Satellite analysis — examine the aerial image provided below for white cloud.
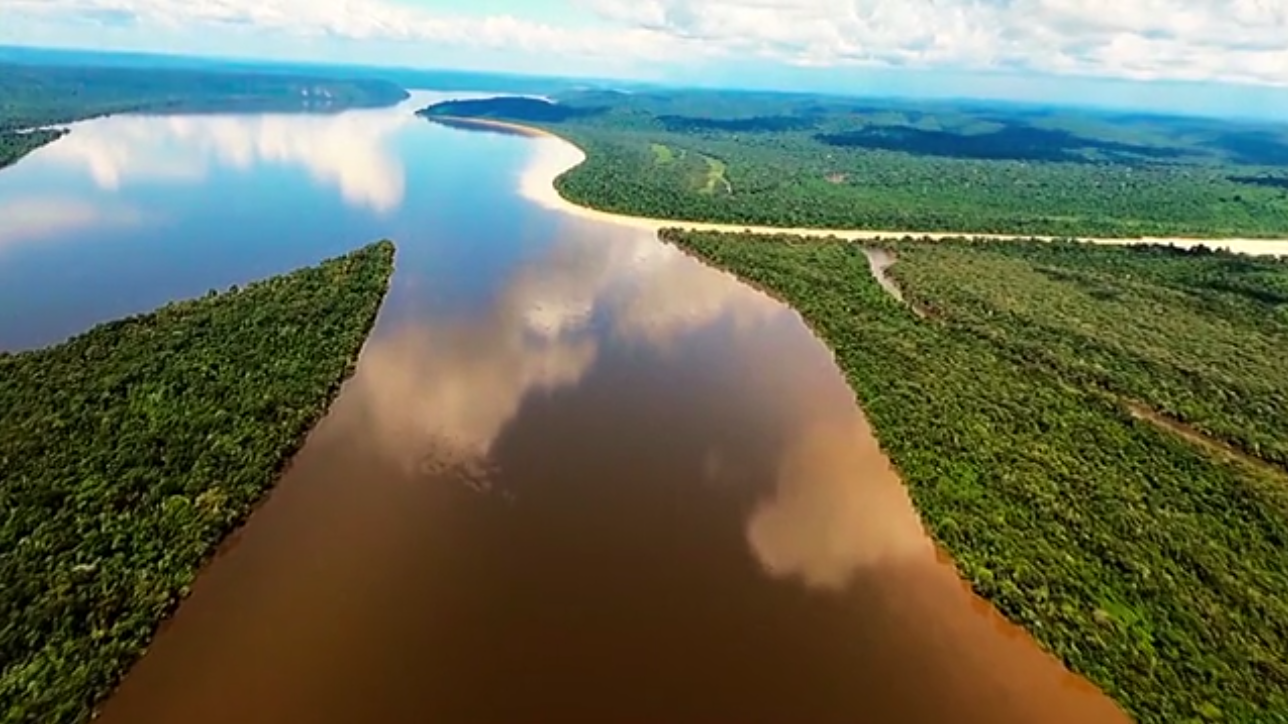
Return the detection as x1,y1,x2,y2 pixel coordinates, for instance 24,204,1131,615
4,0,1287,86
2,0,698,65
590,0,1288,86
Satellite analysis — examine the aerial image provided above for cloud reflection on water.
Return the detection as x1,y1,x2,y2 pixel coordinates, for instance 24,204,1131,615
0,195,146,253
347,151,934,592
746,414,935,590
36,105,416,213
347,216,786,486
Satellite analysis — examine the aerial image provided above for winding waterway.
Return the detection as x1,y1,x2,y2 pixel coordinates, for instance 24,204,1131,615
1,92,1129,722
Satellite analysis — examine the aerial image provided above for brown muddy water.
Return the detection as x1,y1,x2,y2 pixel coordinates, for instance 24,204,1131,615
97,226,1127,723
1,96,1129,723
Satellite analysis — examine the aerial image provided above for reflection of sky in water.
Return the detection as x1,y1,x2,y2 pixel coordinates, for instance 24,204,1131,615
10,91,1125,724
350,211,935,593
355,217,787,466
36,108,411,212
0,195,148,250
3,91,503,219
0,92,556,350
1,91,967,593
748,415,934,588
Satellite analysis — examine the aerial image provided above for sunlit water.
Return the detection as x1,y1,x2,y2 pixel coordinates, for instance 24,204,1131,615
0,93,1128,723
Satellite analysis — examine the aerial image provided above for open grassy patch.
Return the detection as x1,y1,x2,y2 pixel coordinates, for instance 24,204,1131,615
0,241,395,724
701,156,731,195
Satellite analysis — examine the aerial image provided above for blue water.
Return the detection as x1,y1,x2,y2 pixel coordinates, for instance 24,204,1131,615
0,92,559,349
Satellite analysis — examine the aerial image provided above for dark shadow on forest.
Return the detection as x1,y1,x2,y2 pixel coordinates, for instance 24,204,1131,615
1202,131,1288,167
1229,174,1288,190
656,115,819,133
1183,258,1288,306
419,97,608,124
1032,266,1127,303
814,125,1191,164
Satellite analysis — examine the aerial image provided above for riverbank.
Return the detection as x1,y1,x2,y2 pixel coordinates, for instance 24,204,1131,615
0,241,396,724
663,229,1288,724
0,127,67,172
440,116,1288,257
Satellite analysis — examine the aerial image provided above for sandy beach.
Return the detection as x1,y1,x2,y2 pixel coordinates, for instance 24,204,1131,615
433,116,1288,257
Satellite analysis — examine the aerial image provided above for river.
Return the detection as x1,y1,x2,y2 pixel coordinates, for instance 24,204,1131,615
0,92,1129,723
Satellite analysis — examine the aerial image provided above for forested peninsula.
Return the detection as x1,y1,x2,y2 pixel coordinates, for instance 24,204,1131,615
662,229,1288,724
0,128,66,170
0,241,395,724
0,63,408,171
421,93,1288,239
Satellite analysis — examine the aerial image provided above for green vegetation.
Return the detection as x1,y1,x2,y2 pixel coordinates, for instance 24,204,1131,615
650,142,675,164
662,229,1288,724
883,239,1288,467
422,92,1288,239
643,139,730,194
0,241,395,724
701,156,730,195
0,129,65,171
0,62,407,171
0,62,408,131
0,45,616,98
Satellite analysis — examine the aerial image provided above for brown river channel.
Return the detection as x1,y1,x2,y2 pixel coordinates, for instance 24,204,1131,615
1,94,1131,723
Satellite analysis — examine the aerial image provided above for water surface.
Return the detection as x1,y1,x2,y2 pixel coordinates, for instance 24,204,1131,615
0,94,1129,723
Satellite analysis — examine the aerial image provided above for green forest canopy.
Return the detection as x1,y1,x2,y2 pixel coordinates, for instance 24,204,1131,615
0,44,617,98
0,62,408,171
0,129,65,171
661,229,1288,724
881,238,1288,467
0,62,408,130
422,93,1288,239
0,241,395,724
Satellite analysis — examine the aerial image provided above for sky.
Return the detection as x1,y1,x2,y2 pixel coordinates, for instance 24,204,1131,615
4,0,1288,117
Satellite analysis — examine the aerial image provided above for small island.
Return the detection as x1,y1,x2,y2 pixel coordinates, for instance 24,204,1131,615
0,240,395,724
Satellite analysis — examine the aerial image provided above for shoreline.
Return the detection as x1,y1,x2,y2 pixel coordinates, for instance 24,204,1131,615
439,115,1288,257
